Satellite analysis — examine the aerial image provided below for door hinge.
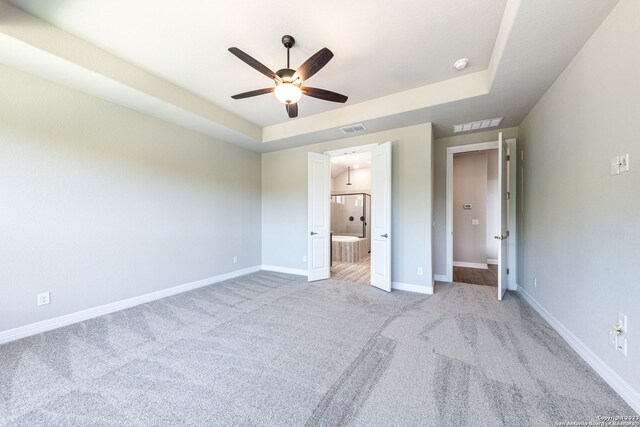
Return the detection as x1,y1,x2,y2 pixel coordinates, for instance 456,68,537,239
506,155,510,161
507,230,510,237
506,192,510,200
507,268,510,274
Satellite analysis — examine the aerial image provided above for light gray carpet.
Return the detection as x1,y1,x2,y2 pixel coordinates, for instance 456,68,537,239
0,272,634,426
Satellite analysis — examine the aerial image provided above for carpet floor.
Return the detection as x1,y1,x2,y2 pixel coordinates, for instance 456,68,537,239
0,272,634,426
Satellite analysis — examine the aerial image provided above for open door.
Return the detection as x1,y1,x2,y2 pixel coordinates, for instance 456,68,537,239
307,152,331,282
371,142,392,292
496,133,509,300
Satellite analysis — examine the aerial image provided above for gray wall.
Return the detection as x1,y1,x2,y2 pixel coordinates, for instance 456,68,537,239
453,152,488,264
262,123,433,289
432,127,519,276
0,64,262,332
518,0,639,395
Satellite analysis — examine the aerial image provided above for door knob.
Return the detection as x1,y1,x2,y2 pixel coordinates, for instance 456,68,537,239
380,233,388,238
494,235,507,240
310,232,318,235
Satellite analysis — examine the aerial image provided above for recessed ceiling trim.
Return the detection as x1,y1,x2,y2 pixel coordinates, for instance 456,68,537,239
263,70,489,143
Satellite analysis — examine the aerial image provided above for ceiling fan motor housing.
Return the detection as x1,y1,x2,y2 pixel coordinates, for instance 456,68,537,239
276,68,297,85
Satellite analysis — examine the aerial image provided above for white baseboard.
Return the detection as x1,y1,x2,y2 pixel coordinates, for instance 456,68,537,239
519,287,640,415
0,265,262,345
434,274,449,283
261,265,307,276
509,282,519,291
453,261,488,269
392,281,434,295
487,258,498,265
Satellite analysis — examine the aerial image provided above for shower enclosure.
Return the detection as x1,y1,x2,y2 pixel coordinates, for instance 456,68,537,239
330,193,371,263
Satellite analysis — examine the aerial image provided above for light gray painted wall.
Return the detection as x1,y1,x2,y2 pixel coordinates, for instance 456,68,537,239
0,64,262,332
486,149,499,260
262,123,433,288
432,127,519,275
453,153,488,264
518,0,639,396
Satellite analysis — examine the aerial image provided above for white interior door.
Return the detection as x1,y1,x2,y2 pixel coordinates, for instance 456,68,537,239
371,142,392,292
307,152,331,282
496,133,509,300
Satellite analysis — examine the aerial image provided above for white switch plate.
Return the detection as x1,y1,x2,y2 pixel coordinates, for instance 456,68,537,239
472,219,479,225
303,255,307,263
233,256,238,264
417,267,424,276
37,292,50,306
610,156,620,175
620,153,630,173
619,312,628,333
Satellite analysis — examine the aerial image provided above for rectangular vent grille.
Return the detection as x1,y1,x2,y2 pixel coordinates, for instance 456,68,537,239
340,123,366,134
453,117,503,133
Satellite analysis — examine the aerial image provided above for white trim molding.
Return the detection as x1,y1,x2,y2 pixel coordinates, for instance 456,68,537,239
519,287,640,415
392,281,434,295
261,265,307,276
487,258,498,265
0,265,262,345
434,274,449,283
453,261,489,269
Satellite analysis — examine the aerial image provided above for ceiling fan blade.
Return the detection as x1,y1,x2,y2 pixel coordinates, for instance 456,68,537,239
293,47,334,82
286,102,298,118
301,86,348,103
228,47,281,82
231,87,274,99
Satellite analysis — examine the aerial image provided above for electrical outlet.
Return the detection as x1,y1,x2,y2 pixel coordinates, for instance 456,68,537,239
616,335,628,356
533,277,537,288
233,256,238,264
417,267,424,276
37,292,50,306
302,255,307,263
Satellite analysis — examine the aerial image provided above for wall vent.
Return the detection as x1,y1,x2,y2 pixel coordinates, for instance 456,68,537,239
453,117,503,133
340,123,366,134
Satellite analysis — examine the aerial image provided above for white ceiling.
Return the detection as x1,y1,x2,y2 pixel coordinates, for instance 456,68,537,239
0,0,620,152
331,152,372,178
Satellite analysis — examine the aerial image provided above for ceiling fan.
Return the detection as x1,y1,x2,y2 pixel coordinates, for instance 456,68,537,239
228,35,348,119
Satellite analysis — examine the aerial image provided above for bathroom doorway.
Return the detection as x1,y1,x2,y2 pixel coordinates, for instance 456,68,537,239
451,148,499,287
330,152,372,284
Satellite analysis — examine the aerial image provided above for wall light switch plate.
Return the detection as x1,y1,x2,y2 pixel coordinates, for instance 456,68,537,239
610,156,620,176
472,219,479,225
620,153,630,173
417,267,424,276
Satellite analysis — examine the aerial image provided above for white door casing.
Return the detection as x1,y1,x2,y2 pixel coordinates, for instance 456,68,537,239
496,132,509,300
370,141,392,292
307,152,331,282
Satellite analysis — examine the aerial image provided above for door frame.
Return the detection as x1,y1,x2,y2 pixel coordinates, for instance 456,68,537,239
320,142,389,288
445,139,517,288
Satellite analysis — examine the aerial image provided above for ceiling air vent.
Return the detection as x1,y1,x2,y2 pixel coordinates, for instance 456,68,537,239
340,123,366,134
453,117,503,133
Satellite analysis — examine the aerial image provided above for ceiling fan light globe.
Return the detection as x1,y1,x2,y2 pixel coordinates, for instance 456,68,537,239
275,83,302,104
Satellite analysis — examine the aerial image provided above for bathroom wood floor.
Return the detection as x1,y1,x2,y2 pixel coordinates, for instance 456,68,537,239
331,255,370,284
453,264,498,287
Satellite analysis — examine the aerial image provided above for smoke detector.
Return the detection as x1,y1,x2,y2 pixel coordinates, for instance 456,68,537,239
454,58,469,70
